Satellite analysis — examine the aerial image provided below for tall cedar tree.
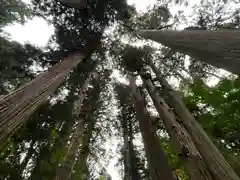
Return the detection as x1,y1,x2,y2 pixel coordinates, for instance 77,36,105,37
72,71,110,179
138,30,240,74
146,53,240,179
55,73,94,180
129,76,176,180
122,47,216,179
0,0,132,147
115,84,141,180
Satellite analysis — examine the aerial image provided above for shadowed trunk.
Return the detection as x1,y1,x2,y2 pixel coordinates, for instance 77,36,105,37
55,74,93,180
121,105,141,180
149,59,240,180
129,76,176,180
138,30,240,74
139,68,215,180
0,52,84,148
72,111,95,180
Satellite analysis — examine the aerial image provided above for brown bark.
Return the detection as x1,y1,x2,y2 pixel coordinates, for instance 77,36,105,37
138,30,240,74
55,74,93,180
55,117,85,180
139,69,214,180
122,108,140,180
72,110,95,179
129,76,176,180
0,52,84,148
149,60,240,180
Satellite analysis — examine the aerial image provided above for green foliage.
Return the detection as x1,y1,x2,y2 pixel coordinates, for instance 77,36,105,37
121,46,146,72
160,137,188,180
0,0,32,29
184,78,240,175
0,36,42,94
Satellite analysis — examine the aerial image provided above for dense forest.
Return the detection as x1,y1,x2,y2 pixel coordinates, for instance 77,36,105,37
0,0,240,179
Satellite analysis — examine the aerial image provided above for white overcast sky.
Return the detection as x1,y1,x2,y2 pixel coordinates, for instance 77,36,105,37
4,0,157,48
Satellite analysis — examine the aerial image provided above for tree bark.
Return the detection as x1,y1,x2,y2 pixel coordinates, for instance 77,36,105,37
128,119,141,180
0,52,84,148
139,69,215,180
55,75,92,180
55,117,85,180
121,106,140,180
129,76,176,180
138,30,240,74
72,111,95,180
149,60,240,180
123,117,132,180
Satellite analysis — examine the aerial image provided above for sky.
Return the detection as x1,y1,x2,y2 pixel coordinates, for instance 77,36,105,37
4,0,157,47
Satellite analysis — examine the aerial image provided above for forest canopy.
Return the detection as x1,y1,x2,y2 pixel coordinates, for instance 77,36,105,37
1,0,240,179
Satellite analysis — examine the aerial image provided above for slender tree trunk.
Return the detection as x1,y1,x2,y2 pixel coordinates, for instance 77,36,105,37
128,120,141,180
149,60,240,180
55,75,93,180
0,52,84,148
121,109,140,180
72,112,95,180
55,116,85,180
129,76,176,180
138,30,240,74
139,68,214,180
123,117,132,180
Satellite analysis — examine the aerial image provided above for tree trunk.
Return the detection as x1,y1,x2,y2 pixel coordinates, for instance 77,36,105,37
128,120,141,180
72,112,95,180
55,117,85,180
129,76,176,180
121,107,140,180
0,52,84,148
149,60,240,180
139,69,214,180
55,74,93,180
123,117,132,180
138,30,240,74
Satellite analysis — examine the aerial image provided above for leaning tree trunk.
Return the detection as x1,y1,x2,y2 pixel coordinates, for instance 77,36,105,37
149,60,240,180
129,76,176,180
0,52,85,148
138,30,240,74
72,111,96,180
139,69,214,180
55,74,93,180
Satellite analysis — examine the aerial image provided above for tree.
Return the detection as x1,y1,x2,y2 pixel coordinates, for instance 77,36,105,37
115,84,142,180
72,70,110,179
0,50,86,147
55,73,94,180
129,75,176,180
148,57,240,180
122,46,215,180
0,0,31,30
184,78,240,175
138,30,240,74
